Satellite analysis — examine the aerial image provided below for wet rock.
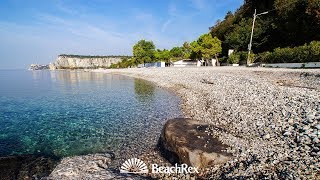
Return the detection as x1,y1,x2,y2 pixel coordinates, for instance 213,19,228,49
158,118,232,169
0,155,58,180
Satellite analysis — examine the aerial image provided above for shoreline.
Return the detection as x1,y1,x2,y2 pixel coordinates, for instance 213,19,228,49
92,66,320,178
0,69,182,179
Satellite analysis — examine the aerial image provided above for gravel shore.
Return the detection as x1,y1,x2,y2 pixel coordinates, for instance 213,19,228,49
93,67,320,179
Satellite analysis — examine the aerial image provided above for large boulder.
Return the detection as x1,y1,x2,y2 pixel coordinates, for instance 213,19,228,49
158,118,232,169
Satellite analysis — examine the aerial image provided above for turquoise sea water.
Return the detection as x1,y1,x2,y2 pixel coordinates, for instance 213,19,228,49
0,70,182,158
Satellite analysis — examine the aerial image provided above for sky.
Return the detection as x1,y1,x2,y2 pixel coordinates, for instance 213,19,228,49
0,0,243,69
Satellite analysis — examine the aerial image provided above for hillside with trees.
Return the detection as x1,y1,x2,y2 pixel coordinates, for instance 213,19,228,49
110,0,320,68
210,0,320,63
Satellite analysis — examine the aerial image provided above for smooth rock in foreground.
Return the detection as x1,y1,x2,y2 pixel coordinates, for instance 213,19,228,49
49,153,141,180
158,118,232,169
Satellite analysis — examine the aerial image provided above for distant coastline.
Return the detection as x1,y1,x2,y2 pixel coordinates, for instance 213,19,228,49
58,54,132,59
29,54,130,70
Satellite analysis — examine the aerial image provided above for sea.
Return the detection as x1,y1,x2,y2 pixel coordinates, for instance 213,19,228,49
0,70,182,159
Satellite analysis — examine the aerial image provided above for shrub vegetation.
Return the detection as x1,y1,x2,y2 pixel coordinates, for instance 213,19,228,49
228,53,240,64
257,41,320,63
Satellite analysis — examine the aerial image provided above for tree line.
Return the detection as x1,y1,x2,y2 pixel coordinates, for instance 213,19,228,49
59,54,132,59
210,0,320,61
110,33,223,68
111,0,320,68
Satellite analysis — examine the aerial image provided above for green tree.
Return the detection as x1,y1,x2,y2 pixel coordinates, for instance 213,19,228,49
190,34,222,61
210,0,320,55
198,33,222,60
155,49,172,62
133,40,156,64
190,40,202,60
306,0,320,23
210,11,236,41
182,42,192,59
170,47,184,60
225,17,268,52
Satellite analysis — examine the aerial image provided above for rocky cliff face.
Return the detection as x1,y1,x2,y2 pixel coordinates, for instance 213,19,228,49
49,55,123,69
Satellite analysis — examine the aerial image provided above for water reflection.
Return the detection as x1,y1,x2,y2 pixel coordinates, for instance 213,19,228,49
47,70,110,94
0,70,182,159
134,79,155,102
49,70,105,85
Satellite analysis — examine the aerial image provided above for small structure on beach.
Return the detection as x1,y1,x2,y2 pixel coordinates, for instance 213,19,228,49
172,59,220,67
172,60,200,67
137,61,165,68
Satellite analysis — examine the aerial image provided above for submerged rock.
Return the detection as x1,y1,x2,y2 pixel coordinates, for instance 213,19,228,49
158,118,232,169
0,155,58,179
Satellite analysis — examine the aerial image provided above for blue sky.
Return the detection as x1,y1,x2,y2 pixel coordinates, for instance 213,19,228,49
0,0,243,69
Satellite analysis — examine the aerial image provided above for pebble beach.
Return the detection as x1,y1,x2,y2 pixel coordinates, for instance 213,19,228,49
93,66,320,179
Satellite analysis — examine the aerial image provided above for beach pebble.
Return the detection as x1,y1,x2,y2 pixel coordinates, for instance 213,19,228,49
88,67,320,179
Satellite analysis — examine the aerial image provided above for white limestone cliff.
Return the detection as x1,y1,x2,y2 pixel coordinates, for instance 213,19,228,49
49,55,124,69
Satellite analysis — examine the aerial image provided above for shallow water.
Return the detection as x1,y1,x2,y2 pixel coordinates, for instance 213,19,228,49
0,70,182,158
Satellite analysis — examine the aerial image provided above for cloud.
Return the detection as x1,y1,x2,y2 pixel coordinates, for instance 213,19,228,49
161,19,173,32
56,3,78,15
134,12,154,22
189,0,207,10
37,13,126,41
38,14,70,26
168,3,178,16
0,0,244,69
0,12,136,69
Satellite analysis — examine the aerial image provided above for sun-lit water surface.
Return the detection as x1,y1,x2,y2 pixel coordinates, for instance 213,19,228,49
0,70,182,158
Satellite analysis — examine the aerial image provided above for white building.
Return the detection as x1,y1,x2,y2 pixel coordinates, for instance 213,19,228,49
138,62,165,68
172,60,200,67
